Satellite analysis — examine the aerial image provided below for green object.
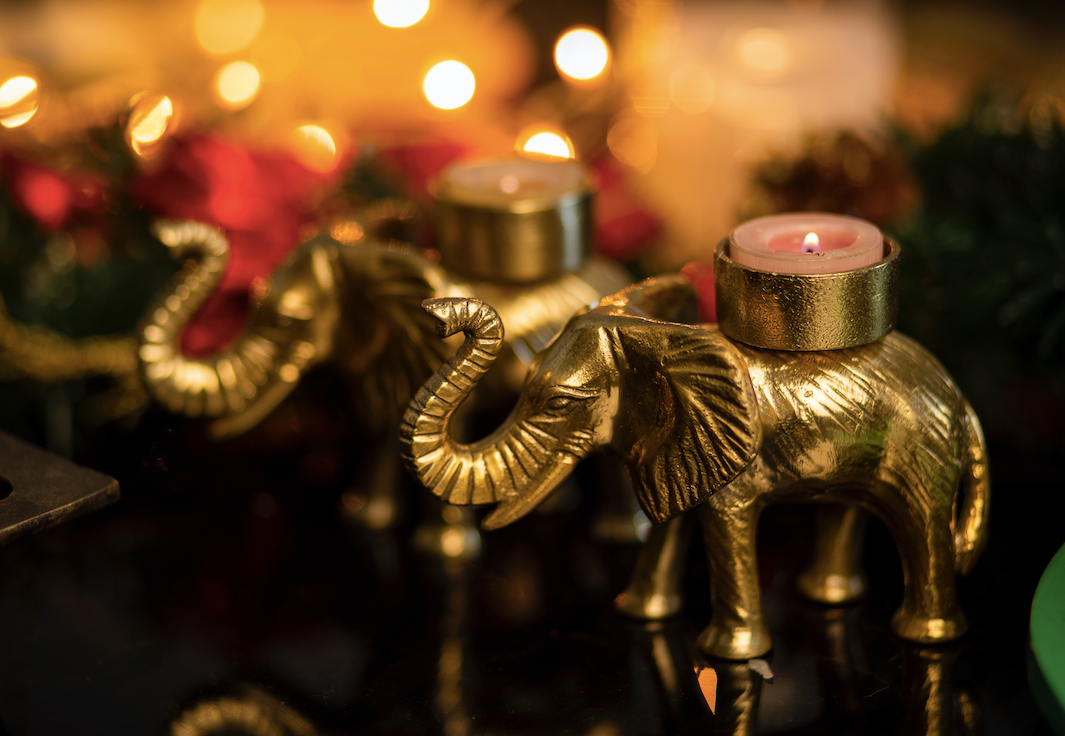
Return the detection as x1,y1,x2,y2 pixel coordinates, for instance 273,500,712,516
1031,543,1065,735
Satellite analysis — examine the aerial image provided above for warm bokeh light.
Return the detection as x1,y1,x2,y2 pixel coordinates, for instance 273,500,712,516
195,0,265,55
250,32,301,82
373,0,430,28
737,28,791,75
423,61,475,110
554,27,610,81
214,61,261,109
518,131,575,160
127,94,174,158
291,124,339,172
607,116,657,173
0,75,39,128
669,63,715,114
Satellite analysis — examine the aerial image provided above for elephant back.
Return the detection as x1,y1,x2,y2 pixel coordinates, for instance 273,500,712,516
737,331,970,507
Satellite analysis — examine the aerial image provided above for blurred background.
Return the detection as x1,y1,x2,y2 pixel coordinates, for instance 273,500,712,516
0,1,1061,734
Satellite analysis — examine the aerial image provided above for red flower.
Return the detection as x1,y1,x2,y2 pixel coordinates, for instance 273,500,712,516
4,155,104,232
132,135,342,356
590,157,661,262
680,261,716,323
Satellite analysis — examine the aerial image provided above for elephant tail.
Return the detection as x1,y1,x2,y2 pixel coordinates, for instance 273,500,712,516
954,400,990,575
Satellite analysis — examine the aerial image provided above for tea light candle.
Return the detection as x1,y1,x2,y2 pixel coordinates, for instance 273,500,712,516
729,213,883,275
435,158,589,210
433,158,595,283
714,211,899,350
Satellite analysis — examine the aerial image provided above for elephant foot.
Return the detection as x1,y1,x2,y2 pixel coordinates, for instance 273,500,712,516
614,587,682,620
890,607,968,644
339,489,398,531
696,621,772,661
796,570,867,605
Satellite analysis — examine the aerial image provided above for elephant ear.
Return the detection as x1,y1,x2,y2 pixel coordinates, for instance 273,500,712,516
610,283,761,523
598,274,701,325
334,240,452,431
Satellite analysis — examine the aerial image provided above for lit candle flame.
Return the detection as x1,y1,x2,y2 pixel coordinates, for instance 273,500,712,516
802,232,820,254
520,131,574,160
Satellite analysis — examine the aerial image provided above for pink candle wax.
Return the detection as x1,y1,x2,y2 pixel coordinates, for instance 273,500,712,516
730,213,883,275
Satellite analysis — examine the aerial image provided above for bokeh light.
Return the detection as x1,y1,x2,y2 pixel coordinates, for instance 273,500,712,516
607,116,657,173
195,0,265,55
374,0,430,28
423,61,475,110
737,28,791,76
0,75,40,128
669,64,715,114
517,130,575,160
127,94,174,158
250,32,302,82
214,61,261,109
291,124,339,172
554,27,610,82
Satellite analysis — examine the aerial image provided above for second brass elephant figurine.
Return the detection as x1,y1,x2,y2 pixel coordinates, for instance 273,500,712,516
138,219,628,440
400,276,991,660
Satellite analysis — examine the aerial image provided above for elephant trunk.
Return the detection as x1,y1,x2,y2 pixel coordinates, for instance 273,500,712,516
402,298,579,526
138,221,243,419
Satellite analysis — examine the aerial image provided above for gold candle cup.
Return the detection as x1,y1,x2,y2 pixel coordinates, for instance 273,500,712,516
714,237,900,351
433,159,595,284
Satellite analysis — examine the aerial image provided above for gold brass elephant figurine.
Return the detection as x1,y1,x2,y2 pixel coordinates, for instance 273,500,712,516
400,275,991,660
138,220,629,441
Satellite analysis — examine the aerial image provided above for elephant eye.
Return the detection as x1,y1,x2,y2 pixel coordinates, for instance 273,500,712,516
545,395,575,411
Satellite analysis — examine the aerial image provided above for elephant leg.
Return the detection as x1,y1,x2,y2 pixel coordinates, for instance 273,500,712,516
882,502,968,644
695,501,771,660
797,504,869,604
615,515,694,619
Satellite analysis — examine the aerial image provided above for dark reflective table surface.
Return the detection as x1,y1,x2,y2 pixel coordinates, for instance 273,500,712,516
0,388,1058,736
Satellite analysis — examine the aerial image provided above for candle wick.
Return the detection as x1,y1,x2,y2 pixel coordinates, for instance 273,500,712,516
802,232,820,254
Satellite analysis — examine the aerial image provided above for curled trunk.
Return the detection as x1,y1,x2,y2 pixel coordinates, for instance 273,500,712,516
401,297,582,529
138,221,279,428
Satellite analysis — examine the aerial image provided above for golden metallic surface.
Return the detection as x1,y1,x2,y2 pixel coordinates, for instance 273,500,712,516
433,164,595,283
401,275,990,660
138,220,629,441
0,293,145,419
796,505,869,604
714,237,900,351
169,685,318,736
139,221,448,439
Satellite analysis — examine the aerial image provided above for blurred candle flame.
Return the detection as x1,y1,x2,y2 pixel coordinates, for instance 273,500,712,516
519,131,574,160
374,0,430,28
0,75,39,128
292,124,339,172
214,61,261,109
195,0,265,55
802,232,820,253
423,61,475,110
554,27,610,82
127,94,174,158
